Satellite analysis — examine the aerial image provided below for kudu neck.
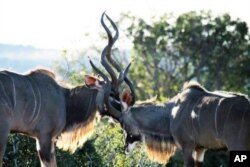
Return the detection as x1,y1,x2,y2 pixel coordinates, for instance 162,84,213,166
64,85,98,129
130,103,174,137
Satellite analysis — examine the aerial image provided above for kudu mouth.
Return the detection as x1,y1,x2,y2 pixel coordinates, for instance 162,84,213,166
124,137,141,154
125,143,136,155
89,12,135,120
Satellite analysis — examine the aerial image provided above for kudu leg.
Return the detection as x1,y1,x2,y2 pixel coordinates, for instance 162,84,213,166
36,137,57,167
0,119,10,167
182,147,195,167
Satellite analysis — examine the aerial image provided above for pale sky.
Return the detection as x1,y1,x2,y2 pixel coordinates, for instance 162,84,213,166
0,0,250,50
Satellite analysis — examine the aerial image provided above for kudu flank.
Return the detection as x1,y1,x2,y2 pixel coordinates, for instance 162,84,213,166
119,81,250,167
0,12,133,167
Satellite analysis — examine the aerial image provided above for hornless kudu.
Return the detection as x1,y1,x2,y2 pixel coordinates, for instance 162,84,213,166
0,12,133,167
111,81,250,167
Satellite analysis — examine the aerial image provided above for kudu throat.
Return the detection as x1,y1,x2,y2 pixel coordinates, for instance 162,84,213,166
65,86,99,127
56,86,99,153
131,104,176,164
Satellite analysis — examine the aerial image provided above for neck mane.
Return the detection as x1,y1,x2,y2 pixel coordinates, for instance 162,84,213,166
141,128,176,164
131,103,176,164
56,86,99,153
182,81,248,98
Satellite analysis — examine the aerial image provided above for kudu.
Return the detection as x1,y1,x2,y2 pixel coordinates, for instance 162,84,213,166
112,81,250,167
0,12,132,167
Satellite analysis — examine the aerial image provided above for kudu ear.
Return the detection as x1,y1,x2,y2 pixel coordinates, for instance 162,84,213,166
84,75,102,89
121,89,133,112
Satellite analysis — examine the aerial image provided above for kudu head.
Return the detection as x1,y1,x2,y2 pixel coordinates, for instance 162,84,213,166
118,90,142,153
87,12,135,120
119,91,176,164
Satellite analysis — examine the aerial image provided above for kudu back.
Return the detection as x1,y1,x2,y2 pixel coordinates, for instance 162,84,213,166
0,13,133,167
117,82,250,167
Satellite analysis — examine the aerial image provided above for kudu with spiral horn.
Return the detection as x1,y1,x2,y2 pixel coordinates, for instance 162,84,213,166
92,12,136,120
0,12,132,167
118,81,250,167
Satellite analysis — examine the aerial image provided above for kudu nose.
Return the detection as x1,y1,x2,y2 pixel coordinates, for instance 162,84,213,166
124,144,129,155
125,148,130,155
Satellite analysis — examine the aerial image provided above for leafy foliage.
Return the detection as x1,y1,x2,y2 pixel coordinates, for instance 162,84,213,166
123,11,250,99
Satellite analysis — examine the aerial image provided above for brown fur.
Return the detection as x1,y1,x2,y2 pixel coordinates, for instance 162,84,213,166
122,89,133,106
55,113,99,153
136,95,158,106
143,136,176,164
29,68,56,79
182,81,205,91
183,81,248,98
84,75,98,86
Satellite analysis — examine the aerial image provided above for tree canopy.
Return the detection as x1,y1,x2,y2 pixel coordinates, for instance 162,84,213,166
124,11,250,100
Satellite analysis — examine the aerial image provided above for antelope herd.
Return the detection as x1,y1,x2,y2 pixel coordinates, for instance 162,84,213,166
0,12,249,167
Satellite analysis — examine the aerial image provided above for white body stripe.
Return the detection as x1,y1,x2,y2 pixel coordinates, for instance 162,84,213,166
32,85,42,123
215,98,223,136
27,79,38,122
8,75,17,108
238,104,249,140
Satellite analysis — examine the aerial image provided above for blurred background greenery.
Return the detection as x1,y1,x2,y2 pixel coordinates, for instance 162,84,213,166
4,11,250,167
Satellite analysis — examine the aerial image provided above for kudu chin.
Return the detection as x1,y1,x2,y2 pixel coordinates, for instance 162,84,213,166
0,12,134,167
119,81,250,167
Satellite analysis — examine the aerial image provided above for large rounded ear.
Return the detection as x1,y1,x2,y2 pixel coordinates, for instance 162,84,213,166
121,89,133,112
84,75,101,88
